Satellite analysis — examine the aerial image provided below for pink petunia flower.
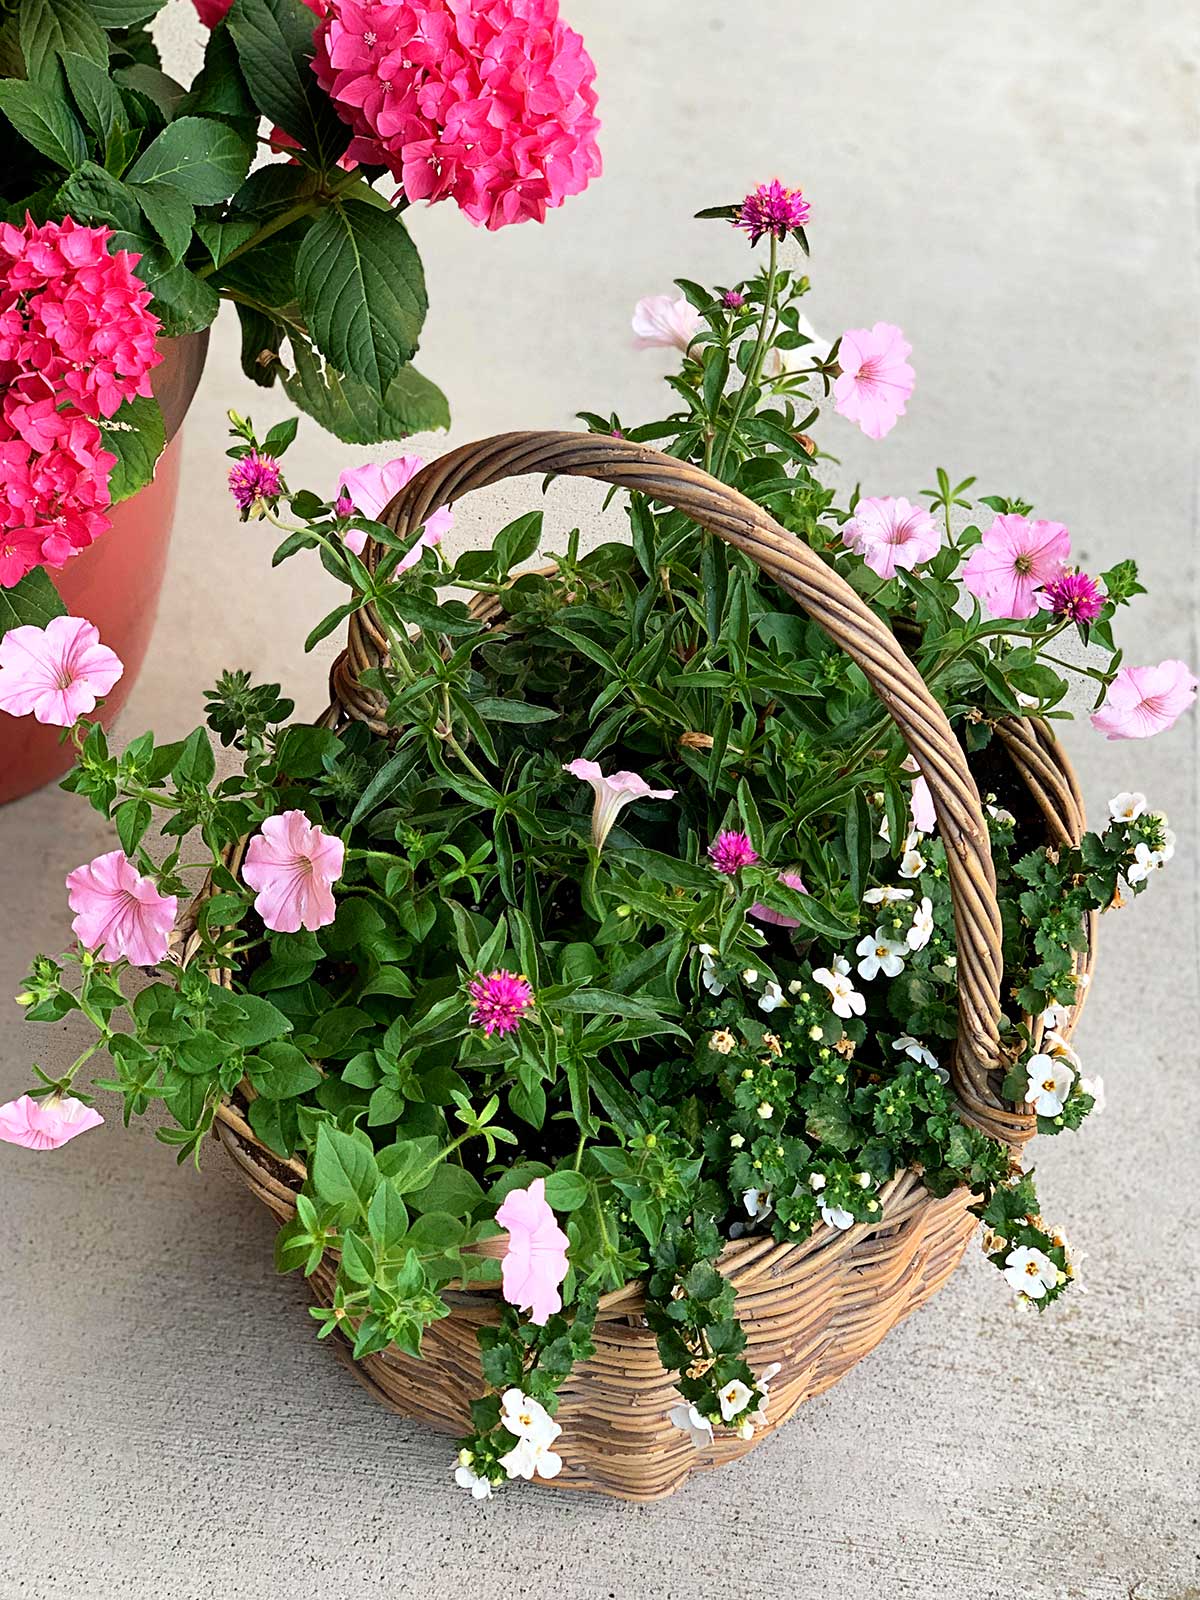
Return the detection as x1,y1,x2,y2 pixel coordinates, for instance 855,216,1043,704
467,970,535,1037
495,1176,569,1325
66,850,177,966
841,496,941,580
750,868,808,927
960,514,1071,621
733,180,810,245
228,451,282,515
833,323,914,440
0,1092,103,1150
563,758,676,852
0,615,123,726
335,455,453,558
1090,660,1198,740
708,830,759,875
631,294,703,354
1045,570,1105,625
313,0,601,230
242,811,345,933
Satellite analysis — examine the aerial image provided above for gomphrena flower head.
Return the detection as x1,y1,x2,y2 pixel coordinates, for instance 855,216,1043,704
313,0,602,231
468,970,535,1036
733,180,810,245
708,830,759,875
722,289,746,309
228,451,283,515
1044,570,1105,625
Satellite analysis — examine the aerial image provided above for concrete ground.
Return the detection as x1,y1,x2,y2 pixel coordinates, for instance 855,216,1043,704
1,2,1197,1596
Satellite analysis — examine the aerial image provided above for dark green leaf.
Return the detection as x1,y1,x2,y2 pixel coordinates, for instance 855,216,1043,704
0,79,87,170
19,0,105,82
100,395,165,504
128,116,252,205
0,568,67,632
226,0,349,168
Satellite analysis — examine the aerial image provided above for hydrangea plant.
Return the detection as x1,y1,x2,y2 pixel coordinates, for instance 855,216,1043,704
0,0,600,621
1,185,1194,1497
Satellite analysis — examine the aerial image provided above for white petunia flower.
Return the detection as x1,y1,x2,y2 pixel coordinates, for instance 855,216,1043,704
892,1034,947,1079
718,1379,754,1422
743,1187,772,1220
453,1462,495,1499
1108,791,1147,823
698,943,725,996
898,846,927,879
906,895,934,951
812,956,866,1019
819,1200,855,1231
1080,1074,1106,1113
1024,1053,1075,1117
668,1402,714,1449
1003,1244,1058,1299
855,927,908,981
758,979,785,1013
863,885,913,906
763,315,832,377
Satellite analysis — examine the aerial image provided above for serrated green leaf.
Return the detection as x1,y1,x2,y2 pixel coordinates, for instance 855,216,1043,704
0,78,87,170
281,338,449,444
19,0,105,81
100,394,165,503
226,0,349,169
0,567,67,631
127,116,251,205
62,52,127,153
129,181,195,262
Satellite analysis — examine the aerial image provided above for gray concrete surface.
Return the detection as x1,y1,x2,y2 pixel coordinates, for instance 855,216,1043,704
2,3,1198,1596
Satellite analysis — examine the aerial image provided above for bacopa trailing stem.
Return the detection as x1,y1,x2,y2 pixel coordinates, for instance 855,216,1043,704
1,186,1195,1497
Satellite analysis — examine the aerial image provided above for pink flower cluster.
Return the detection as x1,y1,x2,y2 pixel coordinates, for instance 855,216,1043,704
0,216,160,587
733,180,810,245
312,0,602,230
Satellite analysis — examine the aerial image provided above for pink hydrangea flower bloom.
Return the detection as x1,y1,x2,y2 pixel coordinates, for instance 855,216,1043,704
66,850,177,966
833,324,914,440
631,293,703,355
0,615,123,726
495,1177,569,1325
733,180,810,245
1090,660,1198,740
563,758,676,852
961,514,1071,621
750,868,808,927
313,0,601,230
242,811,345,933
228,451,283,514
841,496,942,580
1045,570,1105,624
335,455,453,558
708,830,759,875
467,970,535,1036
0,1092,103,1150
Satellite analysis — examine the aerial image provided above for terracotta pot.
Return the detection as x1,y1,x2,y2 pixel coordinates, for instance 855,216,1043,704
0,330,209,806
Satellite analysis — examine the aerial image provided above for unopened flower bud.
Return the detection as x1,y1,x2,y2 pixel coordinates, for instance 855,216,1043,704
14,992,34,1007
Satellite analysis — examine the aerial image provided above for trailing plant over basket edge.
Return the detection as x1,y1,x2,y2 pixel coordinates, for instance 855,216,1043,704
1,183,1195,1499
0,0,602,623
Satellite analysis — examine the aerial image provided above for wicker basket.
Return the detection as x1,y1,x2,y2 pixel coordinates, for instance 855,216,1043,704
187,434,1095,1502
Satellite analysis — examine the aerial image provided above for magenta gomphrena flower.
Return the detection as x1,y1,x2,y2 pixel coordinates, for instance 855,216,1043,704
1044,570,1105,625
733,181,811,246
468,970,535,1037
708,830,759,875
228,451,282,515
722,289,746,309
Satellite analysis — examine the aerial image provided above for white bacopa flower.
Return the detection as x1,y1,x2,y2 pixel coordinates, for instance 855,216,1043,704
743,1187,772,1220
1003,1245,1058,1299
1108,790,1147,823
758,979,785,1013
863,885,913,906
812,956,866,1019
499,1388,560,1449
1126,839,1172,884
499,1435,563,1481
986,803,1017,827
819,1200,855,1231
667,1402,714,1450
855,926,907,980
892,1033,942,1072
906,895,934,951
729,1132,745,1149
1024,1053,1075,1117
1080,1074,1106,1113
453,1462,495,1499
808,1171,826,1192
756,1101,774,1120
1043,1029,1081,1069
717,1379,754,1422
898,846,927,879
698,943,725,996
1040,1001,1073,1031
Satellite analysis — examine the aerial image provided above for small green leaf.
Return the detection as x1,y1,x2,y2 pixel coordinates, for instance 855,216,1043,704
542,1170,590,1211
311,1123,379,1216
0,567,67,632
100,395,165,504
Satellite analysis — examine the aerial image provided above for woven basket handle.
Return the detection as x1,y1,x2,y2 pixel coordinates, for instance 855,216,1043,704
338,431,1029,1146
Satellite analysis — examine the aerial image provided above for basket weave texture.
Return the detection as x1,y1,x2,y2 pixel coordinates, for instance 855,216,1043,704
189,434,1095,1501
